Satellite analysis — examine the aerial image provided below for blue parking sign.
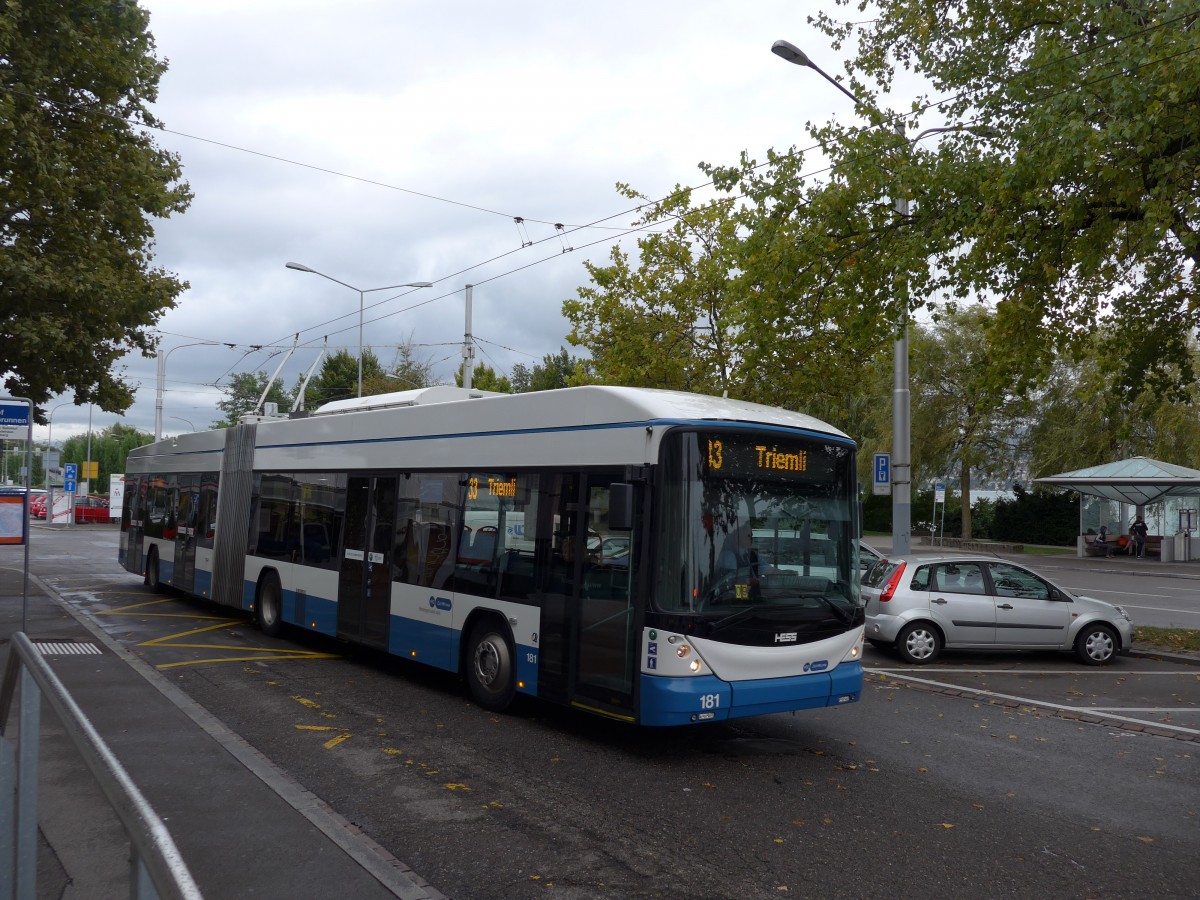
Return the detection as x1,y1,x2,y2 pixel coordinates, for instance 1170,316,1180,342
872,453,891,496
64,463,77,494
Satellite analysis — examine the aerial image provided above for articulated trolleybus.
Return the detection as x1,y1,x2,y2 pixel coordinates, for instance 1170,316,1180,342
119,386,864,726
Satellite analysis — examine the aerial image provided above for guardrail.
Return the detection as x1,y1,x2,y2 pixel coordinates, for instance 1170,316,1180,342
0,632,203,900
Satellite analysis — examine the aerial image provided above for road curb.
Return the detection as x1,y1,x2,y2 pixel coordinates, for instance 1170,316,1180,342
1129,646,1200,667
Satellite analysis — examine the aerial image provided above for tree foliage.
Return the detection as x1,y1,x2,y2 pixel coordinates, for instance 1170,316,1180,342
565,184,745,398
214,372,292,428
1027,335,1200,477
60,422,153,494
1,0,192,419
511,348,587,393
909,305,1032,537
301,348,383,409
456,363,512,393
799,0,1200,397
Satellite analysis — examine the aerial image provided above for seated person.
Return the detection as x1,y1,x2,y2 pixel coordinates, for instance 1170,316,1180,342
1095,524,1114,558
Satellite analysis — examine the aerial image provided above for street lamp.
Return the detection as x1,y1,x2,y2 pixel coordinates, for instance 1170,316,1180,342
286,262,433,398
156,340,227,440
170,416,196,432
772,40,996,556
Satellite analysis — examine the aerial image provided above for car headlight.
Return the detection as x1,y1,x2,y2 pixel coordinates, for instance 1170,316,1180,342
1113,605,1132,622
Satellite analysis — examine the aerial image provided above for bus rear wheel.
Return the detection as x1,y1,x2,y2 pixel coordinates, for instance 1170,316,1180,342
257,573,284,637
145,548,162,592
466,620,516,712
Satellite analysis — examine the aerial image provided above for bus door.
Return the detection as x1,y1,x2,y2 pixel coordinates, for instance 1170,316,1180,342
572,471,636,716
121,475,144,575
172,475,199,593
337,475,396,648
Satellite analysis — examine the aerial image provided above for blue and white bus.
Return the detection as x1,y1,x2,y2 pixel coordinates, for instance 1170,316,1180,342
119,385,864,726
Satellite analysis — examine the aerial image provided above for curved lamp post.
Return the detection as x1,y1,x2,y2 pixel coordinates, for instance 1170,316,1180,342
286,262,433,398
155,341,225,440
772,39,997,556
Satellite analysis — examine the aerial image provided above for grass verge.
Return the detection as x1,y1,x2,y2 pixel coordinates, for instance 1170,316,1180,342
1135,626,1200,653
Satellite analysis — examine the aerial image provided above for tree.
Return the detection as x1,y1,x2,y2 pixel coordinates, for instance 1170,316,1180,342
455,363,512,393
301,349,384,409
214,372,292,428
908,306,1032,538
1028,334,1200,477
363,339,436,396
1,0,192,419
798,1,1200,397
564,184,744,399
511,348,588,393
60,423,153,494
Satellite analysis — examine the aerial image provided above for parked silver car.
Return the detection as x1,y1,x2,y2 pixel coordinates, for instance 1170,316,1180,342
861,553,1134,665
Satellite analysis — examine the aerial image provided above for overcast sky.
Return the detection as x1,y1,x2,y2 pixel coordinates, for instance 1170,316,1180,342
37,0,873,446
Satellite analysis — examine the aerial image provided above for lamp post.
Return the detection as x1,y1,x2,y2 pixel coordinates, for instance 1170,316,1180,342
772,40,996,556
170,416,196,432
286,262,433,398
156,341,225,440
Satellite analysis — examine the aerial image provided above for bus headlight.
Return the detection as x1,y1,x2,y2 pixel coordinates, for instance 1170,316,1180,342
689,659,702,673
676,644,691,658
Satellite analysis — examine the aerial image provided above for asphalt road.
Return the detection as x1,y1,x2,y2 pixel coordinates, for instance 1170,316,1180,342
18,525,1200,899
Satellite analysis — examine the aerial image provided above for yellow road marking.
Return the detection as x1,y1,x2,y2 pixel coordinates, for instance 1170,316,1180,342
156,653,339,669
139,620,244,646
95,598,179,613
323,733,352,750
294,725,337,732
77,585,342,669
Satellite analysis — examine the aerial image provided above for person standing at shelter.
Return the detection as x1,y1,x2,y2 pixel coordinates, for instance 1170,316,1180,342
1131,516,1149,559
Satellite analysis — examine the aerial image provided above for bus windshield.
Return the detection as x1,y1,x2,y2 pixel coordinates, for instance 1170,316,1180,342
653,429,860,619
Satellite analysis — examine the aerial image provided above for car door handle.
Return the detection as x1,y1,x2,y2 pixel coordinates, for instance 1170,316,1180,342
931,597,948,605
997,603,1014,610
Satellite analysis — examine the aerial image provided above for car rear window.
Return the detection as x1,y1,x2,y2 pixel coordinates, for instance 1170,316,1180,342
862,559,900,587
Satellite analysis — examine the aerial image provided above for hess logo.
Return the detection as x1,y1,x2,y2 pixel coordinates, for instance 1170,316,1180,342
774,632,798,643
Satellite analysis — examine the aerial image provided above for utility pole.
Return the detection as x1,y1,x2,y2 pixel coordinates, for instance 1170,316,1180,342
462,284,476,390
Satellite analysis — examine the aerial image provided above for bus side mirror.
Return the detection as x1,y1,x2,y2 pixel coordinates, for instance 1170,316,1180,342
609,483,633,532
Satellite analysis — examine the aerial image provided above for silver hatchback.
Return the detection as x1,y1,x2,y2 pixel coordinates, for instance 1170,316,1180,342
861,553,1135,665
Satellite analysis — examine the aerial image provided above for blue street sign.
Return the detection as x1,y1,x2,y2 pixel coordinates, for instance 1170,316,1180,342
64,463,77,494
873,453,891,496
0,400,30,440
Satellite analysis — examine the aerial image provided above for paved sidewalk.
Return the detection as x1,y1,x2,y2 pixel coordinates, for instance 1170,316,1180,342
1,551,445,899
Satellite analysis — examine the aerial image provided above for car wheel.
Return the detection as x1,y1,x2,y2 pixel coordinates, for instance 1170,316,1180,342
1075,623,1117,665
896,622,942,664
145,548,161,591
257,573,284,637
465,619,516,712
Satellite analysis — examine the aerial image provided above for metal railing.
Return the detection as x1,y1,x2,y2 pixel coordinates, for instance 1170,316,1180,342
1,632,203,900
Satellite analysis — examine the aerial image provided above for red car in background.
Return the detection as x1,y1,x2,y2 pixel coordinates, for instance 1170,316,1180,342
29,493,48,518
74,496,111,524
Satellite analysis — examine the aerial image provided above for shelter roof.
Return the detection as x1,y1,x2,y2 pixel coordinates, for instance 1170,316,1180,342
1034,456,1200,505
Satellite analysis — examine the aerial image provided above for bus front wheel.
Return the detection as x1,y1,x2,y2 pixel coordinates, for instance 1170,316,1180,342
257,574,284,637
466,620,516,712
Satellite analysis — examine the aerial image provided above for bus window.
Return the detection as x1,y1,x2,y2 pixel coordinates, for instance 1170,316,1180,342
296,472,345,569
457,472,535,599
399,473,460,590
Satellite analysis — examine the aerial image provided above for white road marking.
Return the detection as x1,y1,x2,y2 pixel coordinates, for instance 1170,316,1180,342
868,669,1200,738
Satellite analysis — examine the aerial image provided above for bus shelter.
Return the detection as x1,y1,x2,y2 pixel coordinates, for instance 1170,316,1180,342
1035,456,1200,561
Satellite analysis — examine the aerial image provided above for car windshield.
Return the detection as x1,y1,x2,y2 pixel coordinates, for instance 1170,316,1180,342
652,429,861,622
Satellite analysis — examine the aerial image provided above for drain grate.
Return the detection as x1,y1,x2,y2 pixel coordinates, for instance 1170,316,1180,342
32,641,102,656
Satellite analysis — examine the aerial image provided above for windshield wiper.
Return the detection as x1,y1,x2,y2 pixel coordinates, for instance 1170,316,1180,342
708,604,765,632
810,593,853,625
